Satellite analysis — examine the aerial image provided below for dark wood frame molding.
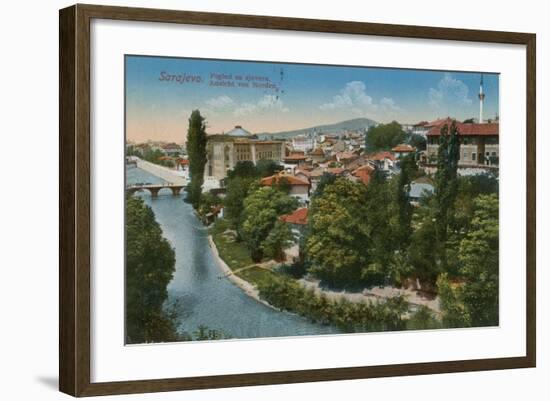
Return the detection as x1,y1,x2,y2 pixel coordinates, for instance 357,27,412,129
59,3,536,397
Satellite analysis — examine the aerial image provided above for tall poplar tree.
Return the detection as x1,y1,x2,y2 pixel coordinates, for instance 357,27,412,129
395,153,417,248
186,110,207,209
434,120,460,270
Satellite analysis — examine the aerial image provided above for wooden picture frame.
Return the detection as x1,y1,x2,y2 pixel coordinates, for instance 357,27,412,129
59,3,536,397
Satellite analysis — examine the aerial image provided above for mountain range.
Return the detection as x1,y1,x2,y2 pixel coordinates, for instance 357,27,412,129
256,118,377,139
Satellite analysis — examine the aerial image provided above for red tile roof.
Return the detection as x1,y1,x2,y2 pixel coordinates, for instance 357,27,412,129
426,118,499,137
284,154,308,161
392,144,416,152
366,151,396,161
352,165,375,185
280,207,308,225
310,148,325,156
326,167,345,175
162,143,181,149
309,168,325,178
261,174,310,187
335,151,357,161
425,118,451,128
295,169,312,178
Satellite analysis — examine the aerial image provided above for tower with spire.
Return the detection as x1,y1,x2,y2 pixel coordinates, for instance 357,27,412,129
478,74,485,124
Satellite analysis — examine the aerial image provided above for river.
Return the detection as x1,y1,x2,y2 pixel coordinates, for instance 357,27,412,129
127,166,340,340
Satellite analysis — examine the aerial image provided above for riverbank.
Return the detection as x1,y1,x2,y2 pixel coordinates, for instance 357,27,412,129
299,277,441,315
207,235,281,312
133,157,187,185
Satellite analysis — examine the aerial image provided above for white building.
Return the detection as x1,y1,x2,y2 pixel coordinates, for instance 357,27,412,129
291,130,318,153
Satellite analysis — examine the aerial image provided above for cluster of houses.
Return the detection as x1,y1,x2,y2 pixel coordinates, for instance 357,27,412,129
201,124,417,202
127,140,185,157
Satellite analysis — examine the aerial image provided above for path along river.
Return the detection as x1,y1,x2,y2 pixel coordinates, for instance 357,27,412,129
127,166,340,339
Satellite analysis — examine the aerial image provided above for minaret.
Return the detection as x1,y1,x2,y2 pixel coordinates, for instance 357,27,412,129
478,74,485,124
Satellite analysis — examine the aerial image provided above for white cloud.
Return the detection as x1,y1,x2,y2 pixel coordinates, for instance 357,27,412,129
380,97,400,111
234,94,289,117
429,73,472,108
319,81,399,117
204,95,235,109
320,81,374,113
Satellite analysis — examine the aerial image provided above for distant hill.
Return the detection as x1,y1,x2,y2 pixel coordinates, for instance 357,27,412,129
257,118,377,140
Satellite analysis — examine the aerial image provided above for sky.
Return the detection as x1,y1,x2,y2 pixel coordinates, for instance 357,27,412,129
125,55,499,144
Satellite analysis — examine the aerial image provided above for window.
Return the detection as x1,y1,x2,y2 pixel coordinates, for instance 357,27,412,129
472,153,476,161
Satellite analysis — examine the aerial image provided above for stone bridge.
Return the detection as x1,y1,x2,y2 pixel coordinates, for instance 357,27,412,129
126,184,184,197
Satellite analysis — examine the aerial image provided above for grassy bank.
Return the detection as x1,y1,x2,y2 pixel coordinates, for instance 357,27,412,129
209,219,274,286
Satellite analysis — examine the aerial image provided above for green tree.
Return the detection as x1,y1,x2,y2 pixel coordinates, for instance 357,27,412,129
365,121,407,151
224,177,258,229
434,121,460,270
395,154,417,249
408,202,440,284
361,170,397,285
186,110,207,209
452,173,499,246
306,178,370,288
408,133,427,151
197,192,221,219
125,196,179,343
261,220,295,261
458,194,499,326
437,273,468,327
226,160,258,180
312,172,337,198
240,187,299,261
275,176,291,194
437,194,499,327
406,306,441,330
256,159,283,177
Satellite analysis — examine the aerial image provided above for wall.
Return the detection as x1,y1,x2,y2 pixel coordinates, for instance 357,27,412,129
0,0,547,400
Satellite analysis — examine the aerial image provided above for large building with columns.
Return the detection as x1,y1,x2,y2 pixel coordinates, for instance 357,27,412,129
205,125,286,180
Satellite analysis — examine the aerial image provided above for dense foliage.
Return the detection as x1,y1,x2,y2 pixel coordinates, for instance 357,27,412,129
257,274,410,333
409,133,427,151
223,160,283,228
437,194,499,327
125,196,178,344
240,186,298,261
186,110,208,209
306,178,371,287
365,121,407,151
